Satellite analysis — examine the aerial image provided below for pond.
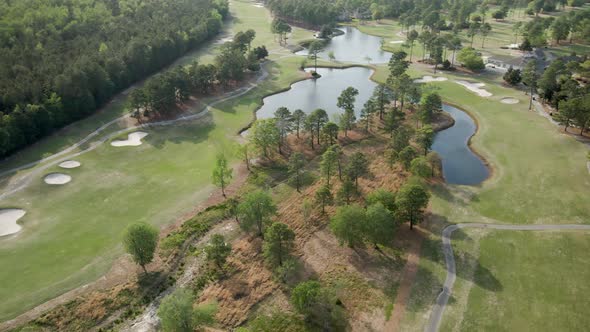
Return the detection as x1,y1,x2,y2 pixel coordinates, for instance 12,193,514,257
256,67,377,120
432,104,489,185
296,26,392,64
255,67,488,186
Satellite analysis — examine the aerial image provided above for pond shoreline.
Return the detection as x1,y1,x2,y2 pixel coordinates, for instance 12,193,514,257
442,101,494,185
432,100,494,186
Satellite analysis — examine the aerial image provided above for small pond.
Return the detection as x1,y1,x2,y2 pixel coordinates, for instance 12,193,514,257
296,26,391,64
432,104,489,185
256,67,377,120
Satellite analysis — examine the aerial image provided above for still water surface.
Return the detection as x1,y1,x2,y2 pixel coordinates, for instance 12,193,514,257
296,26,391,64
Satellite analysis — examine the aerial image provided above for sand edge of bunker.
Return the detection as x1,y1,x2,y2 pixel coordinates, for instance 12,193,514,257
414,76,448,83
44,173,72,185
59,160,81,169
454,80,493,97
500,97,519,104
110,131,149,147
0,209,26,237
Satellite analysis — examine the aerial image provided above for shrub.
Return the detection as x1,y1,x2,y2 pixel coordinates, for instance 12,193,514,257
519,38,533,51
410,157,431,178
503,66,522,85
457,48,485,71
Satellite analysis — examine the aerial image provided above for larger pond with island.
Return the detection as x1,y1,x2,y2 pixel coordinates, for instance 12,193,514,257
259,27,489,185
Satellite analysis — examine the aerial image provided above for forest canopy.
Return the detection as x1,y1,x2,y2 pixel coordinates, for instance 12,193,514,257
0,0,229,157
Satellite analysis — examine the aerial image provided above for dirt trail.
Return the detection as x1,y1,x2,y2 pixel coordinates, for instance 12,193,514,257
385,226,425,331
425,223,590,332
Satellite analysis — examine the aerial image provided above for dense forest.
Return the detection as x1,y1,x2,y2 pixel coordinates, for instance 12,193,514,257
0,0,229,158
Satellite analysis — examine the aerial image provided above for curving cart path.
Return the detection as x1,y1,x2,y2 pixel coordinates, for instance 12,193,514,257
425,223,590,332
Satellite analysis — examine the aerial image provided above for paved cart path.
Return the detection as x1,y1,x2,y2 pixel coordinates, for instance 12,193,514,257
425,223,590,332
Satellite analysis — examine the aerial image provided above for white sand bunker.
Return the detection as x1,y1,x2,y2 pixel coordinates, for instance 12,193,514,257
44,173,72,185
454,80,493,97
390,40,404,44
111,131,148,147
414,76,448,83
253,3,264,7
59,160,81,169
500,97,519,104
0,209,26,237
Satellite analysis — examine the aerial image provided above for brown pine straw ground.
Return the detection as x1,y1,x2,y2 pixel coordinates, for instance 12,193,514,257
200,128,436,330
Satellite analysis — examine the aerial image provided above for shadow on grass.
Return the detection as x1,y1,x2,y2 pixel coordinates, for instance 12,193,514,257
405,265,441,313
405,223,502,314
422,225,502,292
144,119,216,150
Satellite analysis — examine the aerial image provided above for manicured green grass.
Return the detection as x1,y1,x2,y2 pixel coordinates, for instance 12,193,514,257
442,230,590,332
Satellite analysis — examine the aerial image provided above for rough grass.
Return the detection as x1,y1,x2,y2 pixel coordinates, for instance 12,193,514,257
442,230,590,331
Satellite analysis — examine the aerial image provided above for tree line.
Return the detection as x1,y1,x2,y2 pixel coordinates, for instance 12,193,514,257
268,0,588,28
128,30,268,119
0,0,229,158
515,8,590,48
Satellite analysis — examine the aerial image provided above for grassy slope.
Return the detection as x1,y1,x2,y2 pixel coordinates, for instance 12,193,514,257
365,15,590,330
0,0,315,321
442,230,590,332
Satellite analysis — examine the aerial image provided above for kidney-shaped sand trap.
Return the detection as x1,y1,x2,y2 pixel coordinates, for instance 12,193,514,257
414,76,448,83
44,173,72,185
0,209,25,237
111,131,148,147
59,160,81,169
454,80,492,97
500,97,519,104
